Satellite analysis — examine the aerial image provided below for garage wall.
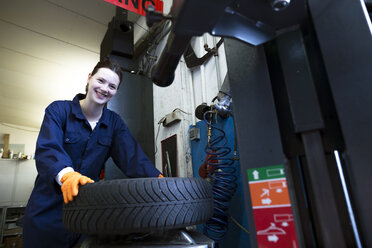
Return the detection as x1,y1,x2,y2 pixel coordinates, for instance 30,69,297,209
0,123,39,156
150,32,228,177
0,123,38,206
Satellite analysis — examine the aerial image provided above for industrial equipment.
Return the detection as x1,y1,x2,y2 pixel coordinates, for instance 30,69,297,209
149,0,372,247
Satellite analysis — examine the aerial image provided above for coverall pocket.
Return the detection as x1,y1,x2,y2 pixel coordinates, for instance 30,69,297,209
97,135,112,147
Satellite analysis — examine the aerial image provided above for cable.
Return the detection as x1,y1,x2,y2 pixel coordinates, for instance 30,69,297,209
0,18,99,55
172,108,191,115
203,110,238,242
0,122,40,133
154,117,166,155
142,20,172,77
134,22,149,32
45,0,107,26
227,212,250,235
153,106,189,156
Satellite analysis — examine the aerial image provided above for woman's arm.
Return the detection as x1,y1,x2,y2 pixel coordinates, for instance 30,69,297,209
35,102,74,188
110,119,161,178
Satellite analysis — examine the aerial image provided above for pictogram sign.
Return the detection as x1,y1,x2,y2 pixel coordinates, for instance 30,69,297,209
104,0,164,16
248,164,299,248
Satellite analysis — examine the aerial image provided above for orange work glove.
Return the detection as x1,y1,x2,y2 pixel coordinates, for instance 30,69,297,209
61,171,94,204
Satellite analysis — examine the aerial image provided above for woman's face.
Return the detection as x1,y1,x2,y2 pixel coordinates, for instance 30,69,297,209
86,68,120,105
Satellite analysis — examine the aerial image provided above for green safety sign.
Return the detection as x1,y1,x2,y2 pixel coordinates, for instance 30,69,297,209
247,164,285,182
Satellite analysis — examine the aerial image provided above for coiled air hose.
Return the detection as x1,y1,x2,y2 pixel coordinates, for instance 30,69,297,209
203,110,238,241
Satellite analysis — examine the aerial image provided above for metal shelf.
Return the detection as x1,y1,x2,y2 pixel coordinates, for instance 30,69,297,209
0,206,25,244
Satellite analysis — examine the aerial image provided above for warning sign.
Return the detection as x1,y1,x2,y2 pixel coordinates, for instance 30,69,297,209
248,165,299,248
249,179,290,207
104,0,164,16
254,207,298,247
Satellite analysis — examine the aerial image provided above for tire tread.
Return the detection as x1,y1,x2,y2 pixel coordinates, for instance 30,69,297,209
63,177,213,235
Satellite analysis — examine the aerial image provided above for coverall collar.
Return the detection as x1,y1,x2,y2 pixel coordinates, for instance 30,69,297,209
71,94,109,127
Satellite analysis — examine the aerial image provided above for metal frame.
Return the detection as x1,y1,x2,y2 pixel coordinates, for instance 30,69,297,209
79,229,215,247
149,0,372,246
0,207,6,243
307,0,372,245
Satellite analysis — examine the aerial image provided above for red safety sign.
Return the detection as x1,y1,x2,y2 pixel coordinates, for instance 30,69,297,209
104,0,164,16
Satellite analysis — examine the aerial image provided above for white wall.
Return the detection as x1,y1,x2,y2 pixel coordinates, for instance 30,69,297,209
151,33,228,177
0,123,39,206
0,159,37,206
0,122,39,157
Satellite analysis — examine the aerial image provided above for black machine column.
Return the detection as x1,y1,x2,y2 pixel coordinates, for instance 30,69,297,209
308,0,372,245
224,39,287,248
272,29,354,247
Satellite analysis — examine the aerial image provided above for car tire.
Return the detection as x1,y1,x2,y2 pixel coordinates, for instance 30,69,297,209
63,177,213,235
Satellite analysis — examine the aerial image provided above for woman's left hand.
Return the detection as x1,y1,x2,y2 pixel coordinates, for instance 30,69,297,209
61,172,94,204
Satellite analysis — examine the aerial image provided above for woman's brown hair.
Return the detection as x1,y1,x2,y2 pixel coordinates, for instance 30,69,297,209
85,59,123,94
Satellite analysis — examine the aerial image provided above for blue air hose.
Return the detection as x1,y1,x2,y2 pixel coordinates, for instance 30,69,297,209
203,111,238,241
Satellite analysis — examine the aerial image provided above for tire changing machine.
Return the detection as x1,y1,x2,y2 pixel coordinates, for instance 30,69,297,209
148,0,372,247
79,229,214,248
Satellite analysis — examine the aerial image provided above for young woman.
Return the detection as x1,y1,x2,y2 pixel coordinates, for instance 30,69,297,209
23,60,162,248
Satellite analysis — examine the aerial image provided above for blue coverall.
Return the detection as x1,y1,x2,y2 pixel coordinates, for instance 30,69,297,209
23,94,160,248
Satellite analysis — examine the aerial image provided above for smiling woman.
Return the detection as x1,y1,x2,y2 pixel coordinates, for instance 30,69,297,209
81,61,122,124
22,59,163,248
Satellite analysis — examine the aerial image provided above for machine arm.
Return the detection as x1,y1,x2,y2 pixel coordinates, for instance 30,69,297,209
151,31,191,87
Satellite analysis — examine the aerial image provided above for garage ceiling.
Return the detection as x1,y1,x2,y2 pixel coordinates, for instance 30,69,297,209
0,0,142,129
